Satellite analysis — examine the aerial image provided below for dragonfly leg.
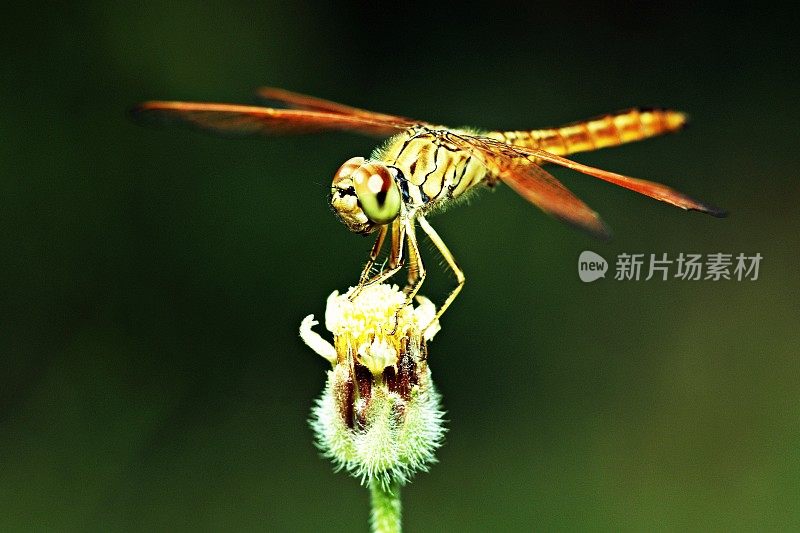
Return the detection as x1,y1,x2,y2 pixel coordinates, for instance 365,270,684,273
402,220,426,303
387,218,425,335
417,214,465,326
349,219,406,301
357,224,388,285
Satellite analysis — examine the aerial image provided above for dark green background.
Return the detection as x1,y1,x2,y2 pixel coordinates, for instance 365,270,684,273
2,2,798,530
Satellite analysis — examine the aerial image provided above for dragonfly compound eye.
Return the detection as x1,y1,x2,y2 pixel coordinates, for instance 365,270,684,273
352,163,401,225
330,157,378,235
332,156,366,187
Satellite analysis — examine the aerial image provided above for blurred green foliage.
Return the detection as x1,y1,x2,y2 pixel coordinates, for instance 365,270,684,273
1,1,798,530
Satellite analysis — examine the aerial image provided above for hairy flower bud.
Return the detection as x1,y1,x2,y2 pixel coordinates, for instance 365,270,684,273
301,284,446,488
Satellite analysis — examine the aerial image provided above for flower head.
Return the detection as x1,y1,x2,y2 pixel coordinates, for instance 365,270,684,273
301,284,446,488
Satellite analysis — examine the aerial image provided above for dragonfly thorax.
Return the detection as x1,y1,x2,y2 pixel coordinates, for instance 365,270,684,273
330,157,402,235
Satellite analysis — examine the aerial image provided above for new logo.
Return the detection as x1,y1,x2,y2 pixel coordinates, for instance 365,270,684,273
578,250,608,282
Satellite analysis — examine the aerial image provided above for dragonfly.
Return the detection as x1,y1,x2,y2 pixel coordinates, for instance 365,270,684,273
132,87,725,324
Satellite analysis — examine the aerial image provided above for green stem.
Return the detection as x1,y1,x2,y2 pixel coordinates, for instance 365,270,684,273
369,479,402,533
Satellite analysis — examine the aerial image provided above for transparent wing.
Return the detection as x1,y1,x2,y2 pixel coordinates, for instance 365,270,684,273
255,86,423,127
130,101,410,137
444,132,726,217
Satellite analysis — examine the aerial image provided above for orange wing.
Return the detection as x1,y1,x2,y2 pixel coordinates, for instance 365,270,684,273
498,161,611,240
444,132,726,219
130,101,410,137
256,86,422,126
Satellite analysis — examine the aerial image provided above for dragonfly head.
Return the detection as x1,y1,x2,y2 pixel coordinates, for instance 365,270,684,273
330,157,402,235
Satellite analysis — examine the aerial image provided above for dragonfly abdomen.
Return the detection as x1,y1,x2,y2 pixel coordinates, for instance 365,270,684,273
491,108,687,157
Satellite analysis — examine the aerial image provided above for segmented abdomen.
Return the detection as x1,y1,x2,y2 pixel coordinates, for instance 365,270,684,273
490,108,687,156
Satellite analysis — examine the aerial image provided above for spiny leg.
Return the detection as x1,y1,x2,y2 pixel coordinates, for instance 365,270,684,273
350,219,406,301
386,218,425,335
357,223,388,286
417,214,465,326
402,219,426,303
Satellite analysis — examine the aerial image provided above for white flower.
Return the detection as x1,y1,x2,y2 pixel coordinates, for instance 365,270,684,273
301,284,440,374
300,284,446,488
